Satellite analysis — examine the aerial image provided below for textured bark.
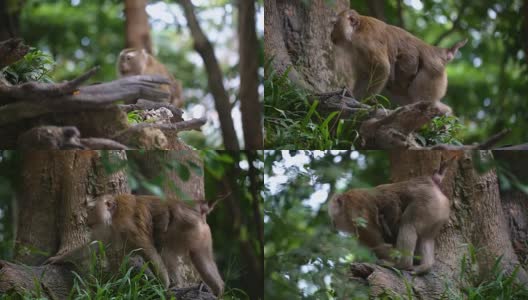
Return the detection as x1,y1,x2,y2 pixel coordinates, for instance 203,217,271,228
264,0,349,92
238,0,263,149
124,0,152,53
346,151,528,298
180,0,240,150
0,0,22,41
493,151,528,265
14,151,129,265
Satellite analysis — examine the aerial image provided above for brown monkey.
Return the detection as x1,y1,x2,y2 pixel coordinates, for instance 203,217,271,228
328,154,459,274
46,194,224,295
331,9,466,114
45,194,172,287
117,48,184,107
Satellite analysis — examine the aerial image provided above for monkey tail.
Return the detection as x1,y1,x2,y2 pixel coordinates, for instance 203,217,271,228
444,38,468,62
432,152,461,185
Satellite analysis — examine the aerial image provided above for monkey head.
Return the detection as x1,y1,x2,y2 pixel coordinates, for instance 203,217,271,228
331,9,361,45
118,48,148,76
86,195,116,228
328,191,372,234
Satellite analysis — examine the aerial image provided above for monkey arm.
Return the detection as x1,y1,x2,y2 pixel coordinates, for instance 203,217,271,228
44,241,103,265
358,226,394,261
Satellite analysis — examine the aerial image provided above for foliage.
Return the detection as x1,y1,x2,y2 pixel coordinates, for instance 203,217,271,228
416,115,464,146
264,151,389,299
0,246,247,300
1,48,55,84
126,110,143,125
444,245,528,300
264,65,358,149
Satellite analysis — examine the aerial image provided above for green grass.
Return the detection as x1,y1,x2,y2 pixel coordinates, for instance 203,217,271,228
0,247,248,300
264,65,359,149
264,63,464,149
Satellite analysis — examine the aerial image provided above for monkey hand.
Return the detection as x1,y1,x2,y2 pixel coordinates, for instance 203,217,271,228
376,259,395,268
43,254,65,265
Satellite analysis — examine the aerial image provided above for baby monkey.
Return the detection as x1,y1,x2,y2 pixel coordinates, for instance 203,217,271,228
117,48,184,107
328,153,459,274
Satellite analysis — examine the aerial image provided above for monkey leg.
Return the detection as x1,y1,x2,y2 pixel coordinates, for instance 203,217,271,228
142,245,170,288
161,248,181,285
395,222,417,270
353,54,390,100
411,238,435,275
190,247,224,296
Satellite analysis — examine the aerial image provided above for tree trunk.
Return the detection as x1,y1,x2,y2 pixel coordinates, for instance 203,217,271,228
493,151,528,266
347,150,528,298
0,150,207,298
264,0,349,92
124,0,152,53
0,0,22,41
366,0,386,21
238,0,263,150
179,0,240,151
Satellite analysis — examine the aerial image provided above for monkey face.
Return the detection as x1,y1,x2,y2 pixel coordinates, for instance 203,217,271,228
331,9,361,44
87,195,115,228
118,49,147,76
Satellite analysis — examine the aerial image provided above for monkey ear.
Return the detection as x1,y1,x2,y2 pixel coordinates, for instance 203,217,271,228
105,199,117,214
336,196,344,207
348,14,360,29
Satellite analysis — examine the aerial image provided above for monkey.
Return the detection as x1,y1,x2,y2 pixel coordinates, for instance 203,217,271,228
117,48,184,108
328,153,460,274
331,9,467,114
45,194,172,287
45,194,224,296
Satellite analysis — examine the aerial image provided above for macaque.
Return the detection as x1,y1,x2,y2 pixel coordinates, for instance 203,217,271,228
45,194,172,287
328,154,459,274
331,9,467,114
117,48,184,107
45,194,224,296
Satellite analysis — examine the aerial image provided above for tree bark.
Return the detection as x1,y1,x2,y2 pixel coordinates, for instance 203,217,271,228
346,151,528,298
238,0,263,149
493,151,528,266
366,0,386,21
0,0,22,41
179,0,240,150
124,0,152,53
264,0,349,92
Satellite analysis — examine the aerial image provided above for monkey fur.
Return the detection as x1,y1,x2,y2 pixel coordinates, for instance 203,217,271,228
328,154,459,274
117,48,184,107
331,9,467,114
45,194,224,295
